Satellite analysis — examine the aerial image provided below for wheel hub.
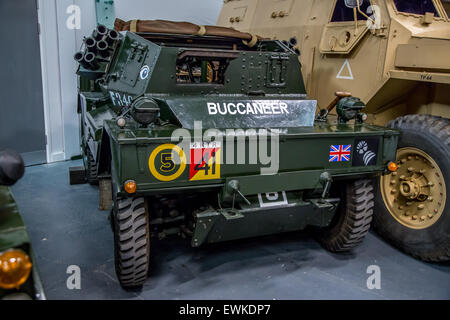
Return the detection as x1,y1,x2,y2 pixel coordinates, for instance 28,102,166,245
380,147,446,229
399,180,419,199
399,175,429,201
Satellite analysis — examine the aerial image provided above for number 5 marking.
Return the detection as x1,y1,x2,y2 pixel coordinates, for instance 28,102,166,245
149,144,186,182
160,153,175,172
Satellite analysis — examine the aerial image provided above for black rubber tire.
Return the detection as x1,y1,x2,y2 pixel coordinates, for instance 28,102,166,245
86,148,98,185
373,115,449,262
317,179,374,252
113,196,150,288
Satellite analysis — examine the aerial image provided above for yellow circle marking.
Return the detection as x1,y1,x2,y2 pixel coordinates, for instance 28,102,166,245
149,144,186,182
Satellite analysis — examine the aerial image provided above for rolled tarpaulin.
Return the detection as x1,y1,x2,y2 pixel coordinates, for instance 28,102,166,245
114,18,263,47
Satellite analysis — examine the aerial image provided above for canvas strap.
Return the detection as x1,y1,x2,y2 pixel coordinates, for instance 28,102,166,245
243,34,258,47
196,25,207,36
130,20,139,32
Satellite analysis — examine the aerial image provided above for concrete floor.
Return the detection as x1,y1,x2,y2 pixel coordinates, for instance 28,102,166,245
11,160,450,300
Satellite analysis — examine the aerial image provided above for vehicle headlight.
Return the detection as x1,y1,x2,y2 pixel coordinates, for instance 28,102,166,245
0,250,32,289
336,96,366,123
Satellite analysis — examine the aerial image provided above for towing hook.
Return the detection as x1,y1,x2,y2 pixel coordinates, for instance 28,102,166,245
319,172,333,199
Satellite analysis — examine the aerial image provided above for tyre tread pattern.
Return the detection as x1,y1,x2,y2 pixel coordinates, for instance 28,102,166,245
319,179,374,252
114,197,150,287
86,149,98,185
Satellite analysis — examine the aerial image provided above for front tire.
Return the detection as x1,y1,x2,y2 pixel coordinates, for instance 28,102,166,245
316,179,374,252
113,196,150,288
374,115,449,262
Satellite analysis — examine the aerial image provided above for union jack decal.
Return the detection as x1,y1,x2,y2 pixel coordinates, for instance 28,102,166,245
329,145,351,162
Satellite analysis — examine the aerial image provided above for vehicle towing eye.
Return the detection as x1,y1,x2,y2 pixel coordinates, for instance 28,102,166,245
319,172,333,200
228,180,251,209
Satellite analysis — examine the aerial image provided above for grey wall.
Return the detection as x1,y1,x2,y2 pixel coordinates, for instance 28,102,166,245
0,0,46,164
115,0,223,25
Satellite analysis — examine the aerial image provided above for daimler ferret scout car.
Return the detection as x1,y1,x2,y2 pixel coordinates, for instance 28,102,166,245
72,20,399,287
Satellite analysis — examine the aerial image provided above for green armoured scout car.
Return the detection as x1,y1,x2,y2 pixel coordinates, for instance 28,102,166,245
0,150,45,299
72,20,399,287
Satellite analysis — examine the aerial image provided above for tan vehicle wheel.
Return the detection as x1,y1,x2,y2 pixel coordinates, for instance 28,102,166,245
374,115,449,262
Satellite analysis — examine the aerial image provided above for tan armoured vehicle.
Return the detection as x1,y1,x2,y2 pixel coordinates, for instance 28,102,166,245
218,0,450,261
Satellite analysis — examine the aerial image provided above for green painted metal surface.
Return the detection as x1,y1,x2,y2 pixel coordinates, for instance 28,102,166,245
0,149,45,298
192,193,338,246
0,186,29,252
101,121,397,196
94,0,115,29
75,27,399,245
0,187,45,299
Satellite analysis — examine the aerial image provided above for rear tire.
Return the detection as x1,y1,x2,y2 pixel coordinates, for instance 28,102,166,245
316,179,374,252
86,148,98,185
113,196,150,288
373,115,449,262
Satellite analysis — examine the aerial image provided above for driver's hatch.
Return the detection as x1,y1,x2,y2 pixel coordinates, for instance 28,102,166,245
320,0,376,54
